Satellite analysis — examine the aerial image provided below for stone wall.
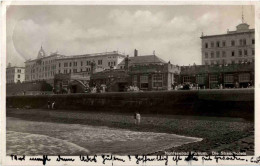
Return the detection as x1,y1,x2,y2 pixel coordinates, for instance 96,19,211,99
6,89,254,119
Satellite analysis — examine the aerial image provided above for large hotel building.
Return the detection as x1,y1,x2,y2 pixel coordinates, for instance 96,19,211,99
24,46,125,86
201,22,255,65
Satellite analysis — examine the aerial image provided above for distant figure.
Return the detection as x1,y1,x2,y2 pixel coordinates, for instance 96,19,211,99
47,101,51,109
220,84,223,89
135,112,141,125
52,101,56,109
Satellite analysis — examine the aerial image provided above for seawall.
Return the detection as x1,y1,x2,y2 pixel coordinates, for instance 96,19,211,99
6,89,254,119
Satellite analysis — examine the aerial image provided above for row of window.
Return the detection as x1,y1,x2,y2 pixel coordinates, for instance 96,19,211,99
30,65,56,73
204,38,255,48
132,74,164,89
59,67,92,74
205,49,254,59
29,71,55,80
183,73,251,84
204,58,254,65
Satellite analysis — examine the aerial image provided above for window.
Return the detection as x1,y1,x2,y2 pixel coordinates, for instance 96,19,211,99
216,51,220,58
196,75,205,84
222,41,226,47
81,61,83,66
70,62,72,67
239,73,250,82
183,76,191,83
98,60,102,65
152,74,163,88
216,41,220,47
73,62,77,66
108,62,110,66
239,50,242,57
211,52,214,58
252,39,255,44
59,63,61,67
210,42,214,48
231,40,235,46
205,43,208,48
243,39,246,46
244,49,248,56
224,74,234,83
17,69,21,73
252,49,255,56
140,75,149,89
133,75,138,86
239,39,243,46
205,61,208,65
205,52,208,59
232,51,235,57
73,69,77,73
18,74,20,78
209,75,218,82
222,51,226,57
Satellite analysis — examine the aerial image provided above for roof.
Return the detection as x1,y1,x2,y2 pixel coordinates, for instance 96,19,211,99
56,51,125,61
118,55,166,66
201,29,254,39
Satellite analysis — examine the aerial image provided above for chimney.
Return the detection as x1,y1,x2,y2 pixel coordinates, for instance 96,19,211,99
134,49,138,57
90,60,96,75
125,55,129,71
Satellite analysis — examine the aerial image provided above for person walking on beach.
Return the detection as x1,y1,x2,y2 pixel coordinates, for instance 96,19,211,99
47,101,51,109
135,112,141,125
52,101,56,109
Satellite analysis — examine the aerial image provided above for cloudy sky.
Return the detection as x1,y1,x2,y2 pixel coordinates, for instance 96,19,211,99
6,5,255,67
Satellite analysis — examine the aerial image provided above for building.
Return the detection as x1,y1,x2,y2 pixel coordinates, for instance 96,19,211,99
24,46,65,85
91,51,181,92
179,63,254,89
201,22,255,65
24,46,125,87
128,63,180,91
6,63,25,84
116,49,166,69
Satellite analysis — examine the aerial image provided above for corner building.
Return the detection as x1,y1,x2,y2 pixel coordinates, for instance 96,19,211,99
201,22,255,65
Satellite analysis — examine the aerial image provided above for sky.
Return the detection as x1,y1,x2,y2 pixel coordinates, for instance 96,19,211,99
6,5,255,67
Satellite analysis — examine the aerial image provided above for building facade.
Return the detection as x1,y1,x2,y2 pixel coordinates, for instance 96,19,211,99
24,46,125,86
128,63,180,91
201,22,255,65
6,64,25,84
179,63,254,89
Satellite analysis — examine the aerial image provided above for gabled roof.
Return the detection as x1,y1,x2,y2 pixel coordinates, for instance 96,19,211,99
118,55,166,66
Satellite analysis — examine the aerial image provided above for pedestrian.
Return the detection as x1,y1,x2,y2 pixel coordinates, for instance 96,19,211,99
136,112,141,125
52,101,56,109
47,101,51,109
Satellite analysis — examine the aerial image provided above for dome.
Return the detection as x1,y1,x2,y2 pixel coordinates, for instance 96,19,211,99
236,23,249,32
37,46,46,59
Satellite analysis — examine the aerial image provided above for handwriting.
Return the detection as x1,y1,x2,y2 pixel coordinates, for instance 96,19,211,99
172,155,182,165
80,155,97,162
10,155,25,161
102,155,125,164
56,155,75,162
29,155,51,165
135,155,156,164
214,154,246,163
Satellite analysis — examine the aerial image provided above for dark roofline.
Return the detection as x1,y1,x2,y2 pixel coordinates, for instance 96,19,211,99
200,29,254,39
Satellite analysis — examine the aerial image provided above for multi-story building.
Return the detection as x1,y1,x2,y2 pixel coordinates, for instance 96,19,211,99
24,46,125,86
6,63,25,84
201,22,255,65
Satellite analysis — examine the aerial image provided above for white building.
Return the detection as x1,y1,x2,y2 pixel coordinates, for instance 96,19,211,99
24,46,125,86
201,22,255,65
6,63,25,84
